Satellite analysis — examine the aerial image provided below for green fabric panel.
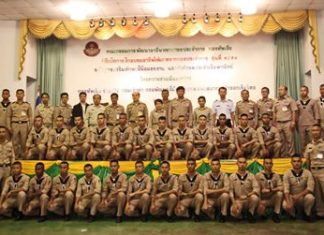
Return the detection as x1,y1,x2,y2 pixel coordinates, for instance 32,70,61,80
246,161,264,175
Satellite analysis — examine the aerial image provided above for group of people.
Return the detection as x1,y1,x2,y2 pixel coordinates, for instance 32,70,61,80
1,84,323,162
0,154,321,224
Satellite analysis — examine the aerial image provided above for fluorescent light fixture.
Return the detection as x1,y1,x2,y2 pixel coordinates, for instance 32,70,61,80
236,0,258,15
62,0,97,21
154,5,170,18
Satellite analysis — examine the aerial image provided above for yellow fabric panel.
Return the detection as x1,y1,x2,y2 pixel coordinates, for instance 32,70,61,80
53,22,72,39
28,19,62,39
150,18,184,37
18,20,28,80
272,10,307,32
308,10,321,73
262,15,282,34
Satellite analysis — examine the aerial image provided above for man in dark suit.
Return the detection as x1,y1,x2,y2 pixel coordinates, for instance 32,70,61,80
71,92,89,126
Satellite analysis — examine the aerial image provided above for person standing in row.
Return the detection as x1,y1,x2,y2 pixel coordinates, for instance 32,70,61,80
0,89,11,128
85,94,105,128
257,87,275,127
193,96,213,127
127,92,148,128
105,93,125,131
54,92,72,129
149,99,166,130
72,92,89,127
35,92,54,129
0,126,15,190
235,89,258,129
212,87,235,128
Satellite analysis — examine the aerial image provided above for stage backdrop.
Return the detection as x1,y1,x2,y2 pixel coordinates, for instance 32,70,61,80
64,33,275,110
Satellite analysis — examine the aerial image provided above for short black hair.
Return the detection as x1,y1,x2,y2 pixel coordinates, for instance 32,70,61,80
97,113,105,118
41,92,49,98
60,92,69,98
240,113,248,118
161,160,170,167
161,89,169,93
110,159,119,165
176,86,185,92
135,160,144,166
119,113,127,118
218,87,227,92
16,89,24,93
138,115,146,120
154,99,163,105
2,89,9,93
261,87,269,93
261,113,270,117
291,153,302,159
35,162,45,169
187,158,196,164
60,161,69,167
219,113,226,119
79,91,87,97
199,114,207,119
210,158,220,163
12,161,22,167
84,163,93,169
93,94,101,99
158,116,167,121
56,115,64,119
312,123,321,128
198,96,206,102
111,93,118,98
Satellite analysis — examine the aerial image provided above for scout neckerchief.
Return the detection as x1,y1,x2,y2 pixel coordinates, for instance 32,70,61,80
210,172,221,187
236,172,248,185
186,173,198,187
219,127,227,141
96,127,106,139
85,176,93,193
177,128,187,136
139,128,147,136
291,169,303,184
135,175,145,189
59,175,70,190
110,174,120,188
13,175,23,189
36,175,45,190
161,175,171,184
56,128,64,140
76,127,84,134
263,172,274,189
119,126,127,139
157,129,167,140
35,127,43,139
300,99,311,109
320,97,324,107
262,126,272,137
198,128,207,137
239,127,249,138
1,101,10,108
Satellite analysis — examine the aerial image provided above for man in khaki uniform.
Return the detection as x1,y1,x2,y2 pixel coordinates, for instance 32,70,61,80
152,116,173,160
317,84,324,133
257,113,282,158
273,85,297,157
0,161,29,220
6,89,33,159
105,93,125,131
47,161,77,220
149,99,166,129
47,115,70,160
230,157,260,223
175,158,204,222
150,161,178,222
68,116,90,161
296,85,320,151
131,115,154,160
25,116,49,160
74,164,101,222
304,124,324,218
54,92,72,129
213,113,236,159
255,158,283,223
98,160,127,223
168,86,193,128
88,113,111,160
161,89,171,121
125,160,152,221
126,92,148,128
23,162,52,222
84,94,106,128
283,155,315,222
257,87,275,127
192,114,213,159
111,113,133,160
35,92,55,129
234,114,260,159
202,158,230,222
0,89,11,127
193,96,213,127
172,115,193,160
0,126,15,190
235,90,258,129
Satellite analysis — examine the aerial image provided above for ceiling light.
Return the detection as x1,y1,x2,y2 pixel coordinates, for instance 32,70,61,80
215,13,220,22
144,16,149,26
227,13,232,23
154,2,170,18
89,19,95,28
204,13,209,24
182,14,187,24
121,17,127,26
133,16,138,26
109,17,115,27
62,1,97,21
98,18,104,27
238,0,257,15
239,13,243,23
191,13,196,24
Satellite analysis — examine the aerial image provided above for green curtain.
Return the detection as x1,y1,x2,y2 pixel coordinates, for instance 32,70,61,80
36,36,65,105
275,30,304,153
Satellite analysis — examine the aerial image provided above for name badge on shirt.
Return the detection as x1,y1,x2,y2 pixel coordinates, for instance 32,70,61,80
14,183,18,189
249,109,254,114
317,153,323,159
282,106,288,112
138,111,143,116
62,184,66,190
21,111,26,116
267,108,272,112
116,114,120,120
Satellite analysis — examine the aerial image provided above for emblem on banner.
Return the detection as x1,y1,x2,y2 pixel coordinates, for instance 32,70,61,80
84,41,100,57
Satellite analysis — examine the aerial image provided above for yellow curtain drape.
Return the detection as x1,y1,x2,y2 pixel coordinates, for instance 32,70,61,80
17,10,321,80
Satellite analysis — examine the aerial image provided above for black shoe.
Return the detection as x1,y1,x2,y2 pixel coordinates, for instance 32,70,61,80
289,215,297,220
167,215,174,223
260,215,267,220
116,216,122,223
272,213,280,223
64,214,71,221
316,215,324,220
305,215,315,223
15,212,23,221
247,212,256,223
38,216,47,223
193,214,200,222
88,215,95,223
140,214,148,222
219,214,226,223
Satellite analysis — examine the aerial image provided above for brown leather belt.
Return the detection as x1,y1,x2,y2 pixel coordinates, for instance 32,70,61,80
0,164,10,167
11,121,28,124
311,167,324,170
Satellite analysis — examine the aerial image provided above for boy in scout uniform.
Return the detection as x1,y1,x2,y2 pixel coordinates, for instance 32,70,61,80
0,161,29,220
6,89,33,159
105,93,125,131
88,113,112,160
257,87,274,127
235,90,258,129
0,89,11,127
152,116,173,160
24,162,52,222
47,161,77,221
202,158,230,222
234,113,260,159
111,113,133,160
229,157,260,223
54,92,72,129
296,85,320,151
255,158,283,223
131,115,154,161
98,160,127,223
0,126,15,190
193,96,213,127
25,116,49,160
150,160,178,222
126,91,148,128
84,94,106,128
149,99,166,129
172,115,193,160
35,92,54,129
74,164,101,222
68,116,90,161
304,124,324,218
257,113,282,158
175,158,204,222
317,84,324,133
168,86,193,128
125,160,152,221
213,113,236,159
192,114,213,159
283,154,315,222
273,85,297,157
47,115,70,160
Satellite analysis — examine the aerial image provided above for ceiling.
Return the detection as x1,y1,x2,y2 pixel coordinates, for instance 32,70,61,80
0,0,323,20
